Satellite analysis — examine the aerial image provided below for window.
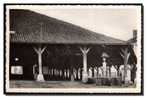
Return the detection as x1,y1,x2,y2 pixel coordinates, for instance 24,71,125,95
11,66,23,75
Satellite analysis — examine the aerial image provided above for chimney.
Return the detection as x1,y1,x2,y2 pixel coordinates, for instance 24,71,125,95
131,29,137,47
133,30,137,39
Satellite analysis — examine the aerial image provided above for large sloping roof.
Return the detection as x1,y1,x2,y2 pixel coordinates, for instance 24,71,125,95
10,9,126,44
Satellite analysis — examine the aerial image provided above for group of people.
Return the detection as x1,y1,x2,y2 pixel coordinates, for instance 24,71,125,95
32,63,136,85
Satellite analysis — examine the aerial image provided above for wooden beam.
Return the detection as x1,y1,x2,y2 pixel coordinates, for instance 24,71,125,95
41,47,46,54
120,48,131,84
80,47,91,83
80,47,91,54
33,46,46,82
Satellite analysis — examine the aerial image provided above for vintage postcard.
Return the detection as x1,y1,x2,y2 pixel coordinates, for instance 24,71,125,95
4,4,143,95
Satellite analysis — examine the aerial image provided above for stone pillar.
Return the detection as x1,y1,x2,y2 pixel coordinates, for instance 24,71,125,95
37,52,44,81
102,58,107,77
83,52,87,82
101,52,109,78
34,46,46,82
80,47,91,83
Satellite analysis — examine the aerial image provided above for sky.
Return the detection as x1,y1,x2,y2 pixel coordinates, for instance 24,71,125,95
11,6,141,41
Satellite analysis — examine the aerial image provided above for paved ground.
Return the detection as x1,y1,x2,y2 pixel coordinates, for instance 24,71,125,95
10,80,135,88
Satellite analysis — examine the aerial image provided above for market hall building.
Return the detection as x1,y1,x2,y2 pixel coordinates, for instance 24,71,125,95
9,9,137,85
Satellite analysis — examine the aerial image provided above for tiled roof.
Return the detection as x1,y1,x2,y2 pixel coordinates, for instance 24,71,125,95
10,9,126,44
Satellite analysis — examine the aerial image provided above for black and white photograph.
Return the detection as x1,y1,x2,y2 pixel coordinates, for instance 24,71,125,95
4,4,143,94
